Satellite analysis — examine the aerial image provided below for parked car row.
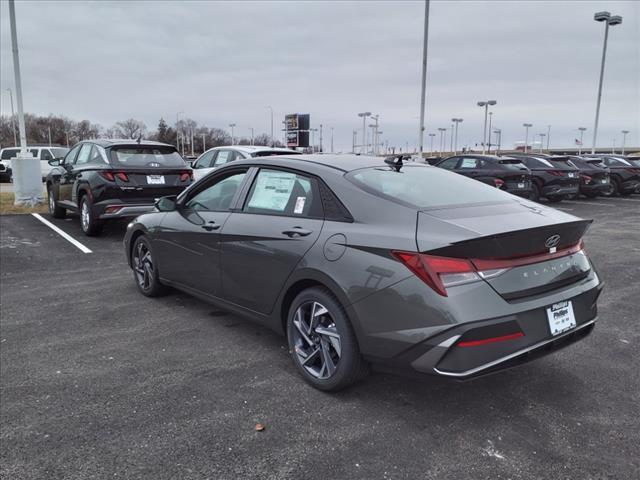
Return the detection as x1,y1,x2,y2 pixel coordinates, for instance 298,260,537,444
0,145,69,182
432,153,640,203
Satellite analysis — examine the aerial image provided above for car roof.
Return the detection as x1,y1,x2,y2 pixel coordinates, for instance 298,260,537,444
87,139,175,148
205,145,299,154
229,154,418,173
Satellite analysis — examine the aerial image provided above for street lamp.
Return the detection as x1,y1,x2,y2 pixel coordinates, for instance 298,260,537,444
437,127,447,156
249,127,254,146
428,133,436,154
538,133,546,153
477,100,496,154
451,118,463,154
621,130,629,154
330,127,334,153
523,123,533,153
487,112,494,152
493,129,502,155
310,128,318,153
175,111,184,153
357,112,371,154
546,125,551,151
264,106,274,147
592,11,623,154
229,123,236,145
578,127,587,155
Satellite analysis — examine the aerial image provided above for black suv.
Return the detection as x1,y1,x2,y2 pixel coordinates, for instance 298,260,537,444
567,156,611,198
435,154,532,198
583,154,640,196
508,153,579,202
46,140,193,235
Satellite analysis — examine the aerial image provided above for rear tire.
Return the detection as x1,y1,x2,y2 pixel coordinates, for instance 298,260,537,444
530,183,541,202
601,178,620,197
546,195,563,203
287,287,368,391
131,235,169,297
48,187,66,218
79,195,102,236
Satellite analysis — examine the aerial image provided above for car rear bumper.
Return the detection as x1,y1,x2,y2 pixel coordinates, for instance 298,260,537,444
542,184,579,197
94,199,155,219
621,179,640,193
580,183,609,195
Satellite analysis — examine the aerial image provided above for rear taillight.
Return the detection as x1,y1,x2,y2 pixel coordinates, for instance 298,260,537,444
392,240,585,297
494,178,504,189
99,171,128,182
626,168,640,174
391,252,479,297
99,171,115,181
581,174,592,184
180,171,193,182
549,170,565,176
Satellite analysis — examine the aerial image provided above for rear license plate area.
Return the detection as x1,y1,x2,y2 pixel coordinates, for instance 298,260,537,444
147,175,165,185
546,300,576,336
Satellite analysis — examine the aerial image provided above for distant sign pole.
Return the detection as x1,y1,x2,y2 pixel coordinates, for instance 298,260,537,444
9,0,42,205
418,0,430,158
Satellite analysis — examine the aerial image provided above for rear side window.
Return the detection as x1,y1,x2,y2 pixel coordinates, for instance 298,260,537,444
111,146,185,167
244,169,322,217
499,159,528,171
348,165,513,209
438,157,459,170
459,158,479,169
606,157,631,167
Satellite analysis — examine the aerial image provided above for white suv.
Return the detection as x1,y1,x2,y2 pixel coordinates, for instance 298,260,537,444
0,146,69,182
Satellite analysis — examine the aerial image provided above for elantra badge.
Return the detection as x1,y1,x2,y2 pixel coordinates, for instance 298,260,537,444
545,234,561,253
149,162,160,167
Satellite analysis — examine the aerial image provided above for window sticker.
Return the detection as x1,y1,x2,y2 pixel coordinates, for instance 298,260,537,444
247,171,296,212
294,196,306,214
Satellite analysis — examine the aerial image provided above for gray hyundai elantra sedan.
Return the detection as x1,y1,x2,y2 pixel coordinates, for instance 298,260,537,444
124,154,603,391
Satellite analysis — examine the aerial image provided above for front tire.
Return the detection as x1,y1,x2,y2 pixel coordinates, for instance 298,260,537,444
79,195,102,236
287,287,368,391
131,235,168,297
48,187,66,218
601,178,620,197
530,183,541,202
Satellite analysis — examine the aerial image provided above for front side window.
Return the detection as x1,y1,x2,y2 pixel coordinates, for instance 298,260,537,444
438,157,459,170
50,148,69,159
63,144,82,164
41,149,53,161
244,169,320,217
349,165,513,209
75,144,93,165
186,171,247,211
194,151,215,169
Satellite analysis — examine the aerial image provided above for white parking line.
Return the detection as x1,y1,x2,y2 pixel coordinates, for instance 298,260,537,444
561,200,614,207
31,213,92,254
610,197,640,202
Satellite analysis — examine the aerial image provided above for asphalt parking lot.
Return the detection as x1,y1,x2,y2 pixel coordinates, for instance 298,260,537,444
1,197,639,480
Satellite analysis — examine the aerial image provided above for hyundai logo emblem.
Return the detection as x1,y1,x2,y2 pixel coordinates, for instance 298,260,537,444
545,234,561,248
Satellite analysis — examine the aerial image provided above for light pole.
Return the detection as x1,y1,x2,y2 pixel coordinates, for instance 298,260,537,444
370,115,379,154
48,126,52,146
523,123,532,153
264,106,274,147
6,88,17,146
175,111,183,152
249,127,254,146
310,128,318,153
487,112,493,152
319,124,323,153
578,127,587,155
418,0,430,157
538,133,546,153
477,100,497,154
428,133,436,154
229,123,236,145
591,11,623,154
438,128,446,156
493,129,502,155
546,125,551,151
451,118,463,154
352,130,357,153
621,130,629,154
330,127,334,153
201,133,206,152
357,112,371,154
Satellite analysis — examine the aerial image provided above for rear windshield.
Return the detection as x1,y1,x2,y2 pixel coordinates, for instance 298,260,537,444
111,146,186,167
607,157,632,167
527,157,554,168
498,159,528,170
348,165,513,209
627,158,640,167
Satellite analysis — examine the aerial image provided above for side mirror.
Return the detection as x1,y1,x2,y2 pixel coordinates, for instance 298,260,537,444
155,195,178,212
48,158,60,166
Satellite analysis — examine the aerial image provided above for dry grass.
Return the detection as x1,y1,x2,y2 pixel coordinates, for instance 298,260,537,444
0,192,48,215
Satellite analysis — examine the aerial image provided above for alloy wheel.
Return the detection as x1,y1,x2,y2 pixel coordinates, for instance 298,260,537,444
133,241,154,290
292,301,342,379
81,201,90,231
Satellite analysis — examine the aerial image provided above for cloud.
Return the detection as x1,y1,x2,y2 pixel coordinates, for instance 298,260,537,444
1,0,638,151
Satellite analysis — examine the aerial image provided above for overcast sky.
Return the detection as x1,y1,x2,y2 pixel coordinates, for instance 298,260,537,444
1,0,638,152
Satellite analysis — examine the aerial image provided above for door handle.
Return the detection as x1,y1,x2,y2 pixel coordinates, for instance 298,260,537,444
201,221,220,231
282,227,312,237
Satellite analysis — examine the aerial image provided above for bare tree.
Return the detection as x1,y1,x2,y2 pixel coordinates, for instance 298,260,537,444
114,118,147,139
